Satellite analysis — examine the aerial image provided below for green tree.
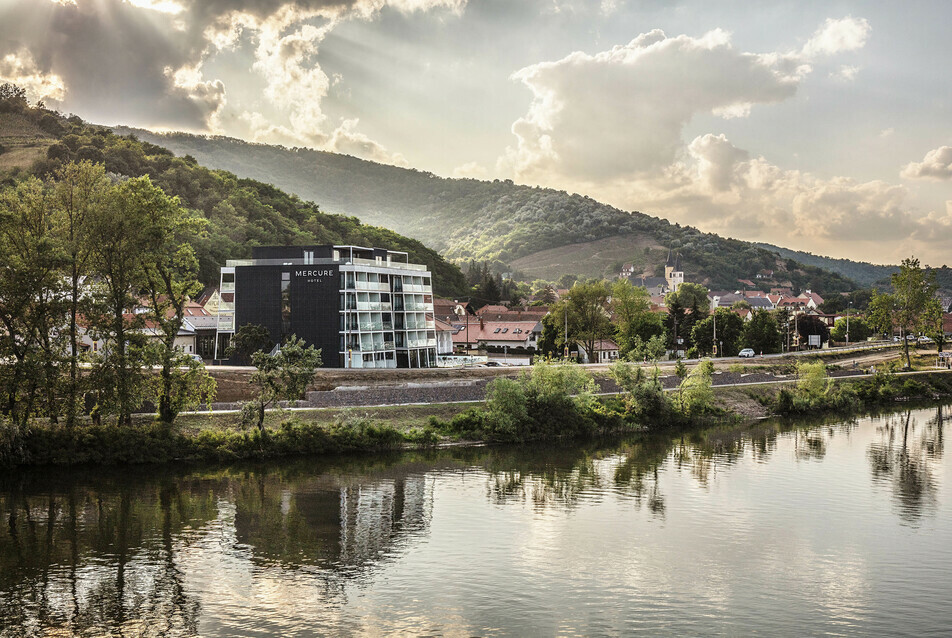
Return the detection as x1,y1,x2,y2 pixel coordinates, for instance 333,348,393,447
830,316,871,343
0,178,66,431
611,279,665,356
52,161,108,428
691,308,744,357
116,176,209,423
674,360,715,417
566,280,613,363
743,309,781,354
665,282,709,350
872,258,940,368
243,336,322,431
228,324,275,364
85,179,153,426
609,361,670,424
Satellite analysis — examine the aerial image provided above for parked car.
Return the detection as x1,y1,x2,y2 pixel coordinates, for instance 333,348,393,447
483,361,501,367
188,353,204,363
918,335,934,344
738,348,756,358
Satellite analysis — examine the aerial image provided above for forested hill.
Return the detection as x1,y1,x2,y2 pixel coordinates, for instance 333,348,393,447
112,127,861,293
755,243,897,288
0,89,468,295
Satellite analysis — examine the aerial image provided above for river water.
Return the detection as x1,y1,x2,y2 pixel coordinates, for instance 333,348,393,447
2,405,952,637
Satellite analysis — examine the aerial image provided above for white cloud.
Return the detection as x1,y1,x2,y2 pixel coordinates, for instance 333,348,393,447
901,145,952,181
0,50,66,103
499,27,814,181
831,64,860,81
879,128,895,138
452,161,488,178
327,118,408,166
801,16,871,58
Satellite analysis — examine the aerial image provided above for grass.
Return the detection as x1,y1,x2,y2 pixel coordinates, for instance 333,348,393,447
167,402,478,437
510,232,663,281
0,112,55,172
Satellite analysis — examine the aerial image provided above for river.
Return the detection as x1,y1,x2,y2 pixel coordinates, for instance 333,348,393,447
2,404,951,636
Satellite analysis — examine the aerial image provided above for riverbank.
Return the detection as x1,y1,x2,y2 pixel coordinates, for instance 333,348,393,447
4,365,952,469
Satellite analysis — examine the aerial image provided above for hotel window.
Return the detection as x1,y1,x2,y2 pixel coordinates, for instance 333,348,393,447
281,271,291,338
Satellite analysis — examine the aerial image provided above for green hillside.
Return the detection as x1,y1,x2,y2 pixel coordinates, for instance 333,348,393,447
112,127,860,293
0,92,467,295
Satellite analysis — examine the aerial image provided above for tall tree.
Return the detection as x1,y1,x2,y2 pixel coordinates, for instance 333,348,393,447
691,308,745,357
665,282,710,351
52,161,108,427
611,279,665,356
743,309,782,354
0,179,65,430
86,179,151,425
132,178,208,423
565,281,612,363
889,257,941,367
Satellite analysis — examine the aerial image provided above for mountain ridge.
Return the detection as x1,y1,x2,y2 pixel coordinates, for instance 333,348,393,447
111,127,865,294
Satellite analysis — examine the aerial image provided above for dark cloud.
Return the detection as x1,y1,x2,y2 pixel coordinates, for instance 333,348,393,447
0,0,217,128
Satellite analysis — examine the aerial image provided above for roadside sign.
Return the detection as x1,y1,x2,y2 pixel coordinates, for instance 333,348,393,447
808,334,821,347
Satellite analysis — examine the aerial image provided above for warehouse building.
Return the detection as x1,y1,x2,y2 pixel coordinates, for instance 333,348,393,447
215,245,437,368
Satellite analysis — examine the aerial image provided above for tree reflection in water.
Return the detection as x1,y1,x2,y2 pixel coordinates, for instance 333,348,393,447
1,405,949,634
868,405,945,524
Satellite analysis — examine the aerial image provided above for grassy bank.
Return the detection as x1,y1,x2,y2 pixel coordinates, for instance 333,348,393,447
3,364,952,469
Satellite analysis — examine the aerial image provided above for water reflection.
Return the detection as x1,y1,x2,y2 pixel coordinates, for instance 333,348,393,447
868,406,945,524
0,403,950,635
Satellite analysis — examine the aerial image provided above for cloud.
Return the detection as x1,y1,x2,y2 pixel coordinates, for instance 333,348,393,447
327,118,408,166
3,0,464,160
801,16,870,58
452,161,488,178
830,64,859,81
499,27,817,181
0,50,66,103
901,145,952,181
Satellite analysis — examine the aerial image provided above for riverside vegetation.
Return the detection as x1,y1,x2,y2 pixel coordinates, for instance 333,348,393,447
3,358,952,469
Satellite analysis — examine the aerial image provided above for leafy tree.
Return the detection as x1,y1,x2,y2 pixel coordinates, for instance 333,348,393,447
691,308,744,357
830,316,871,343
131,177,208,423
0,178,66,431
52,161,108,427
85,179,153,426
565,280,613,363
611,279,665,356
870,258,940,367
743,309,782,354
626,335,667,362
794,314,830,349
242,336,322,431
228,324,275,364
674,360,715,417
665,282,709,350
609,361,670,424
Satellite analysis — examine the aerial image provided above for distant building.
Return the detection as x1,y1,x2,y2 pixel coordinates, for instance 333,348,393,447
664,250,684,292
215,245,437,368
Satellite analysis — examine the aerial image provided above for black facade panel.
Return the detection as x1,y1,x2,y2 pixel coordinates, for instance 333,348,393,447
289,265,340,367
234,264,341,367
234,265,283,346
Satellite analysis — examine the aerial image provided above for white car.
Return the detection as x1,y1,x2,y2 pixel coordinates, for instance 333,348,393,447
738,348,756,358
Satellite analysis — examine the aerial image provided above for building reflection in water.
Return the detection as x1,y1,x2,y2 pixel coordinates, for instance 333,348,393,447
0,463,435,636
1,404,949,635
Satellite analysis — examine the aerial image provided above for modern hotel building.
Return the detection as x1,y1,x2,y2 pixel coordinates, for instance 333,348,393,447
215,245,437,368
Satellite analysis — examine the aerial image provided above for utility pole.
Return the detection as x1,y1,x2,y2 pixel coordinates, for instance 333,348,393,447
563,303,569,359
846,301,852,346
713,310,717,357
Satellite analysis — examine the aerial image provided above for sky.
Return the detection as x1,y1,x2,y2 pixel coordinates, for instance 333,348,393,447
2,0,951,266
